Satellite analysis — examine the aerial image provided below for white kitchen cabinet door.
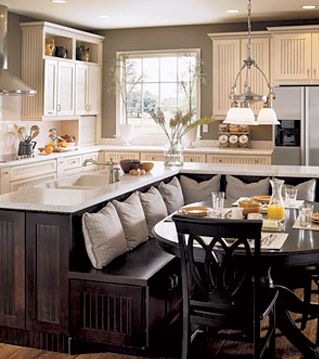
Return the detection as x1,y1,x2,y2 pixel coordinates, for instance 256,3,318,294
312,33,319,81
44,59,58,116
212,39,241,117
57,61,75,116
88,64,101,115
75,63,89,115
240,37,270,114
272,33,312,82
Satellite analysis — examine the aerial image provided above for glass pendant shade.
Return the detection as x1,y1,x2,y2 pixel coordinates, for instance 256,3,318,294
224,106,256,125
256,107,280,125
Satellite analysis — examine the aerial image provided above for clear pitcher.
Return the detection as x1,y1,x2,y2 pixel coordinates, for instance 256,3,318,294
268,179,285,220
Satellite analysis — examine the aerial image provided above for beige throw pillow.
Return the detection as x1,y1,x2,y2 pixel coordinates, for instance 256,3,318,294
283,179,316,201
139,187,168,232
158,176,184,214
82,202,128,269
226,175,270,201
113,192,149,250
180,175,221,204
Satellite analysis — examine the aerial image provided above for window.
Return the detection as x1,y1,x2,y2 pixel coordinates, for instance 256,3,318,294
116,49,201,137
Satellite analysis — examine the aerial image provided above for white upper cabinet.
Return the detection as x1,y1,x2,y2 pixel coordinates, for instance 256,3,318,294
75,63,100,115
44,59,58,116
271,32,312,82
209,32,270,118
268,26,319,84
57,61,75,116
312,33,319,81
88,64,101,115
21,22,104,120
44,59,75,117
211,38,241,117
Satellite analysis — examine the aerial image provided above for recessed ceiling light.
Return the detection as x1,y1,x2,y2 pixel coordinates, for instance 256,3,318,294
302,5,316,9
51,0,67,3
98,15,110,19
226,9,239,14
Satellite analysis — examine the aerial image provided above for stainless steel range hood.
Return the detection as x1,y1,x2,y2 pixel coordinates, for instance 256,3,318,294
0,5,36,96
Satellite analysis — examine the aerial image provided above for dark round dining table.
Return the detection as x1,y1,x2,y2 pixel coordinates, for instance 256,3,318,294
152,204,319,359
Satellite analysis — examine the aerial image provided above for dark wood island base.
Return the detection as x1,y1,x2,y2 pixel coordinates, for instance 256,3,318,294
0,206,181,355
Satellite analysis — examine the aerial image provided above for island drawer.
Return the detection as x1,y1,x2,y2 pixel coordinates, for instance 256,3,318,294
206,154,271,165
104,151,140,162
10,160,57,182
184,154,206,163
140,152,164,161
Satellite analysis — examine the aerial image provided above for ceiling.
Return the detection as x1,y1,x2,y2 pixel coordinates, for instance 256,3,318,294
2,0,319,30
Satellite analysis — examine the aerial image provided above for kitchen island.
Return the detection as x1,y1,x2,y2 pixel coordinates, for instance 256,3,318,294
0,162,318,354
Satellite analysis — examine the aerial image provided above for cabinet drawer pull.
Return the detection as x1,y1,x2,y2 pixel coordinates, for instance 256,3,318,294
314,68,317,77
307,68,310,77
57,104,61,112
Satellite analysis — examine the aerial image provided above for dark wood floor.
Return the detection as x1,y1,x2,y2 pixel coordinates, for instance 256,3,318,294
0,289,316,358
0,318,315,359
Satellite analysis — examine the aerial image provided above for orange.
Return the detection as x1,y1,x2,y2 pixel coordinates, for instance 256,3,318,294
44,145,53,154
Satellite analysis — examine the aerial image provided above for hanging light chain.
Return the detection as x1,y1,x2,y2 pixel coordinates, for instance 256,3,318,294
247,0,252,61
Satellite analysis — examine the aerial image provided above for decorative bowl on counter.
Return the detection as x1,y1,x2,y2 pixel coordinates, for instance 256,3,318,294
119,159,141,173
139,162,154,172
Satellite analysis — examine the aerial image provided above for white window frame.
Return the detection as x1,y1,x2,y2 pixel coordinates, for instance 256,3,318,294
115,48,201,145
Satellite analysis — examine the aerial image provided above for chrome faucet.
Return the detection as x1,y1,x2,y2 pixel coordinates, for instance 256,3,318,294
82,158,120,183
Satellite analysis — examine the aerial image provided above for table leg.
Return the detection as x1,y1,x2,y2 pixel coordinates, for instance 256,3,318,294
276,285,319,359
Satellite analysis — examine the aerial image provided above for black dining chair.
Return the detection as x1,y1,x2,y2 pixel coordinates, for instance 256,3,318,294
172,215,278,359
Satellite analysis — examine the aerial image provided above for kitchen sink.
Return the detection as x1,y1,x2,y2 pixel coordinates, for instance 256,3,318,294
37,171,111,190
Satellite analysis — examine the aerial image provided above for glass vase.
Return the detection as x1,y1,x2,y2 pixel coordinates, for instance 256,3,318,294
164,140,183,166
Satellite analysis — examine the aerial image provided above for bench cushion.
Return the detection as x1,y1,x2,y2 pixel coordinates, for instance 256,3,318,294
82,202,128,269
139,186,168,232
159,176,184,214
226,175,270,201
284,179,316,201
113,192,149,250
180,174,221,204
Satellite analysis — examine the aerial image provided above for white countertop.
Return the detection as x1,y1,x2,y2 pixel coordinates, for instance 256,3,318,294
0,144,273,168
0,161,318,213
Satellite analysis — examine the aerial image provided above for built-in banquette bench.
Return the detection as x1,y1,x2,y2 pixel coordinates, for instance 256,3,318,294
0,170,317,355
68,176,181,355
67,172,318,354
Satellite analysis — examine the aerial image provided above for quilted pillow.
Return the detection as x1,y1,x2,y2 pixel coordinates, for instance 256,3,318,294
158,176,184,214
113,192,149,250
283,179,316,201
139,187,168,232
180,175,221,204
226,175,270,201
82,202,128,269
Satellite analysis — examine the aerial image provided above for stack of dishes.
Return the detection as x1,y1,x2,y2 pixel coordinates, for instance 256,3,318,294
312,212,319,224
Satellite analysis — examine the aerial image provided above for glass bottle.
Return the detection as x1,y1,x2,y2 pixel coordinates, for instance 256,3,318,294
268,179,285,220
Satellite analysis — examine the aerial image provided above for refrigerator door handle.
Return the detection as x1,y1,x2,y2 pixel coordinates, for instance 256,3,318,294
303,87,309,166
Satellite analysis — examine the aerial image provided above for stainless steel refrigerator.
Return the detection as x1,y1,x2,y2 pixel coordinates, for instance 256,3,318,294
273,86,319,166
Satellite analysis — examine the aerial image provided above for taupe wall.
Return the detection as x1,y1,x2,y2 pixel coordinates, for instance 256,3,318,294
99,18,319,141
8,12,34,77
7,12,319,141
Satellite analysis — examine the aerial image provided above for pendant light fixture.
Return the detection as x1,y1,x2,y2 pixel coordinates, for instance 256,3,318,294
224,0,279,125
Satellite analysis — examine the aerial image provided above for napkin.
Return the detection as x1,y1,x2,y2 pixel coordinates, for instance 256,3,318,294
293,216,319,231
202,232,287,250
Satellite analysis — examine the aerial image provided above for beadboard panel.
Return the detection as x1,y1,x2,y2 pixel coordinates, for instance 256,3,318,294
10,160,57,182
21,25,44,120
0,211,25,329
